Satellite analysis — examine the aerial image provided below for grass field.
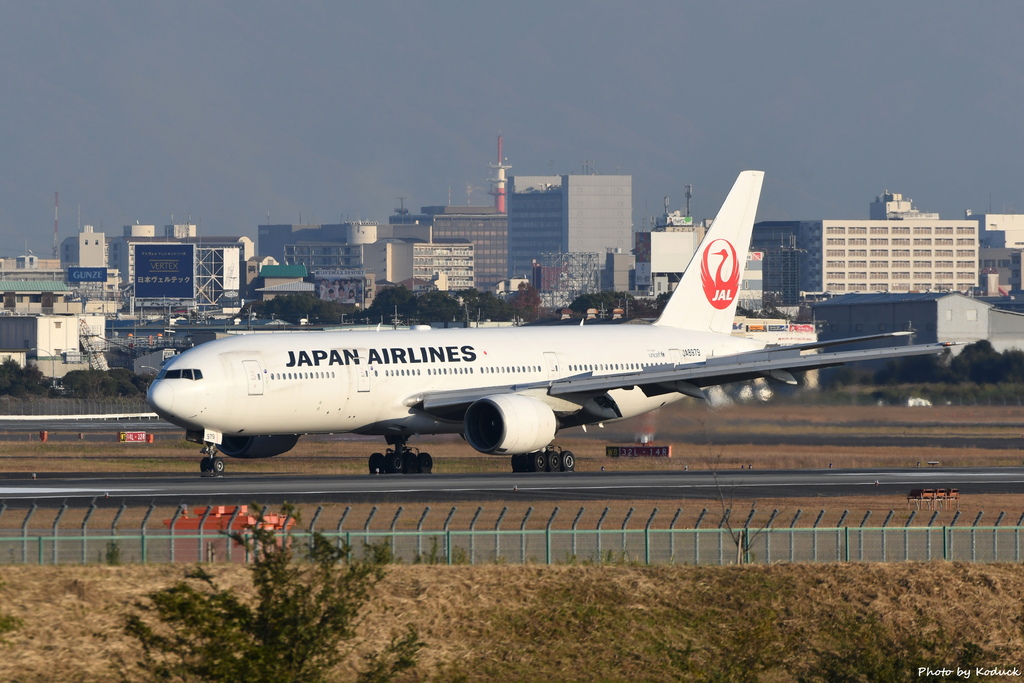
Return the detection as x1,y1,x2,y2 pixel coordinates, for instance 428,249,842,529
2,562,1024,682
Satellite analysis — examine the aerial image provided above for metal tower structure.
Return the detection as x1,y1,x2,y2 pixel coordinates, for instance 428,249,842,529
488,135,511,213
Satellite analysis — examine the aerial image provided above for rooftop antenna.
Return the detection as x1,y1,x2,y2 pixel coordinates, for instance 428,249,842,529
684,184,693,218
395,197,409,222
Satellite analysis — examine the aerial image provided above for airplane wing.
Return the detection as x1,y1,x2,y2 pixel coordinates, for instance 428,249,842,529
549,340,954,399
417,338,954,420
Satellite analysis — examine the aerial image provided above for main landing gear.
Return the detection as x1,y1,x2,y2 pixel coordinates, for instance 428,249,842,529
199,444,225,476
511,446,575,473
368,436,433,475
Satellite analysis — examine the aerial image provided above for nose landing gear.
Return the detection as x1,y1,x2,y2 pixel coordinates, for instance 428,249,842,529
199,444,225,476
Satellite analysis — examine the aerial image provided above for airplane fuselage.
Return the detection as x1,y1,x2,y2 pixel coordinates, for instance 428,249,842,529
148,323,763,439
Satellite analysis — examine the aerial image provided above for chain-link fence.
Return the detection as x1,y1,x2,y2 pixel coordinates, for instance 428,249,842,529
2,502,1024,566
0,397,151,415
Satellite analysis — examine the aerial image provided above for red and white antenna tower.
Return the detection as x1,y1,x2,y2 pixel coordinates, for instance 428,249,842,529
53,192,58,259
488,135,511,213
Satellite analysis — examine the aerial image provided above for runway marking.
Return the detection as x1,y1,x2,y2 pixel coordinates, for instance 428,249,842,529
0,487,158,495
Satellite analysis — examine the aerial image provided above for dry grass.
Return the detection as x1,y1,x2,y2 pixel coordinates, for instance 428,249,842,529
3,562,1024,681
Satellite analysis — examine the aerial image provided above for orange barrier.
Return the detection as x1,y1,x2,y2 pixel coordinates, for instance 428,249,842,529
908,488,961,510
164,505,294,532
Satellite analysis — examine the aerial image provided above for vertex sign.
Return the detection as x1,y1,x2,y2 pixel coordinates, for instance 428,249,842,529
133,244,196,299
67,267,108,283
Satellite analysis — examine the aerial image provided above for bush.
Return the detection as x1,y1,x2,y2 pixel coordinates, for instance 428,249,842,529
122,504,421,682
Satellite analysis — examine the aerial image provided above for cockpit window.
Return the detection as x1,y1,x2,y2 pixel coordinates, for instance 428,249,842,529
162,368,203,380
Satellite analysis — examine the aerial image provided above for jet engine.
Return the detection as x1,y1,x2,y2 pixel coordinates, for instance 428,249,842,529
464,394,557,455
218,434,300,459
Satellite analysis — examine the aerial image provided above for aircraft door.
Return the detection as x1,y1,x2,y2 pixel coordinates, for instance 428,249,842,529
543,352,560,380
668,349,682,367
241,360,264,396
354,349,371,392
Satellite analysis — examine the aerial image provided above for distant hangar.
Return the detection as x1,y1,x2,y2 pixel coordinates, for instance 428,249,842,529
813,292,1024,353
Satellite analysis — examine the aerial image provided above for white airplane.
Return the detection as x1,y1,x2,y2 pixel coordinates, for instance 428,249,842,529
148,170,950,475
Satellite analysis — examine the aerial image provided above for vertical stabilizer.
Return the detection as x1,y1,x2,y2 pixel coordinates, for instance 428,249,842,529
653,170,764,332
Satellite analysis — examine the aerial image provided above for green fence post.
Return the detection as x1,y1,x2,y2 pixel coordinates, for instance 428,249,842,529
644,509,658,566
37,536,43,565
545,508,559,566
139,505,154,566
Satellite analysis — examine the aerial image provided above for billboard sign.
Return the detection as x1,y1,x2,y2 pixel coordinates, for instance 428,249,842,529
134,244,195,299
67,267,108,283
314,270,365,305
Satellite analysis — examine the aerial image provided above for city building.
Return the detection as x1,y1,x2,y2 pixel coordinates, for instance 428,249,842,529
870,191,940,220
750,221,806,306
253,264,313,302
0,314,107,379
257,222,355,264
974,212,1024,249
507,173,632,279
60,224,106,268
634,206,703,297
364,238,474,292
752,191,980,301
418,206,506,290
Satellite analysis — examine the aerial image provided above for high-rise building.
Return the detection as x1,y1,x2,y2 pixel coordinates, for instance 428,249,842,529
507,174,632,279
419,206,507,290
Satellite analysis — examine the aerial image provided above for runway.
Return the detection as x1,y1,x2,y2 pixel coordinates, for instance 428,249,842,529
1,466,1023,507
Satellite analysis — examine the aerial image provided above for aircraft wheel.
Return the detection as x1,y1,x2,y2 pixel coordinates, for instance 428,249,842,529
546,449,562,473
212,457,225,475
417,451,433,474
510,453,526,473
368,452,384,474
199,456,213,473
402,450,418,474
384,451,404,474
530,451,547,473
560,450,575,472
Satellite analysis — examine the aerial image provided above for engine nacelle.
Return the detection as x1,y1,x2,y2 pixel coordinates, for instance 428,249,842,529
464,394,557,455
218,434,300,459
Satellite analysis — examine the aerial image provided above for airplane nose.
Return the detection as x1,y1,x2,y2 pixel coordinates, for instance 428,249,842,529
148,381,175,416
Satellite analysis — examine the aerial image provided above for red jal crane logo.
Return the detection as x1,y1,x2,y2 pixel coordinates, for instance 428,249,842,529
700,239,740,310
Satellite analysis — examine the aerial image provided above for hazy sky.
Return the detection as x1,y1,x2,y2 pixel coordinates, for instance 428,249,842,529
2,1,1023,256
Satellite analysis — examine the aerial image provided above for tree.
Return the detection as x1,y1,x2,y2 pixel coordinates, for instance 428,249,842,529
123,504,421,683
413,290,460,323
568,291,618,316
454,289,515,322
249,293,352,325
0,359,48,397
508,282,542,322
364,286,417,324
61,368,148,398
